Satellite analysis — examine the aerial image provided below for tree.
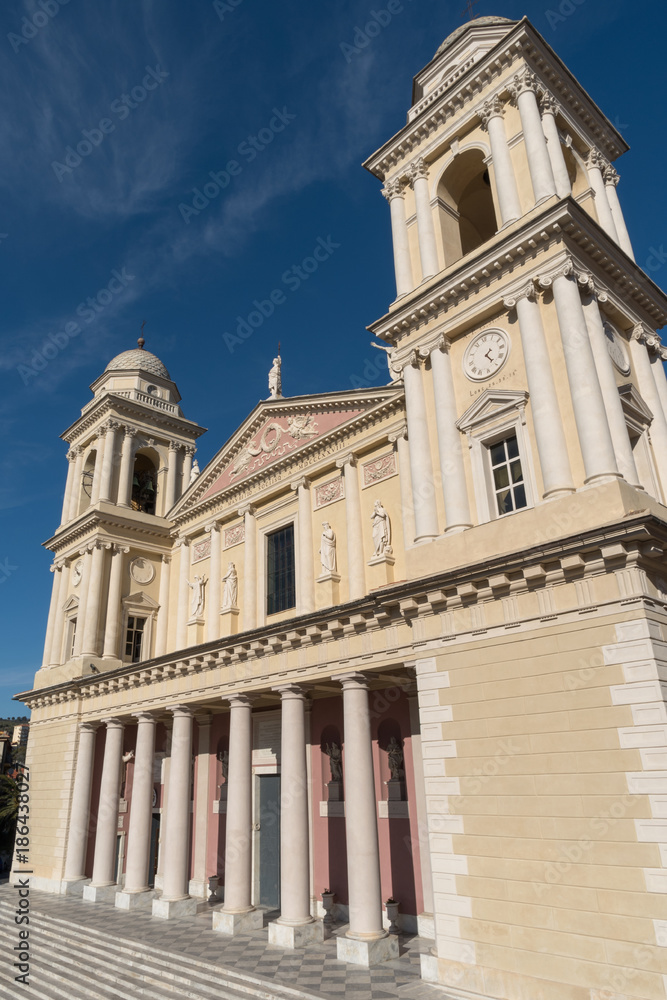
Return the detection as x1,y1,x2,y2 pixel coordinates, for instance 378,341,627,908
0,775,19,832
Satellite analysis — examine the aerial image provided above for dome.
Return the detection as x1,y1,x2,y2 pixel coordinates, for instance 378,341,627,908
434,16,515,58
105,346,170,380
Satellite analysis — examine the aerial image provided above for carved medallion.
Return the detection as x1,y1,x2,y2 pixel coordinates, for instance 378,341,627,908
130,557,155,585
603,321,631,375
71,559,83,587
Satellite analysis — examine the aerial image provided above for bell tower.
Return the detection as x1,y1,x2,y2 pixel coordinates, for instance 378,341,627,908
36,339,207,687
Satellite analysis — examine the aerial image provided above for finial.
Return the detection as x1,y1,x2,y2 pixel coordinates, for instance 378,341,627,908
138,320,146,349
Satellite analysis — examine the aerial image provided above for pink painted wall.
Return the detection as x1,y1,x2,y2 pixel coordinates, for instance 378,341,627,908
205,713,229,882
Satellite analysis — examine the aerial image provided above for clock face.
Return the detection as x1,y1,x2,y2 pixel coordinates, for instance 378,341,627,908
72,559,83,587
603,321,631,375
463,330,510,381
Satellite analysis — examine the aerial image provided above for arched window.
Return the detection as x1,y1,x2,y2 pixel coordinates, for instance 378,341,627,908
79,449,97,512
437,149,498,266
131,453,158,515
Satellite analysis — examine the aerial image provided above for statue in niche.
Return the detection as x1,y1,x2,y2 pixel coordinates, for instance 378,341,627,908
319,522,337,574
268,355,282,398
189,459,200,485
386,736,405,781
120,750,134,798
221,562,238,609
216,749,229,792
324,742,343,783
187,574,207,618
371,499,392,556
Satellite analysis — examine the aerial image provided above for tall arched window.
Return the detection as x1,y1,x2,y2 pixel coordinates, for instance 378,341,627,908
131,452,158,515
437,149,498,266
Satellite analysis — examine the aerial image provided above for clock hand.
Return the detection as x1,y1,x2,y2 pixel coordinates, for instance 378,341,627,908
485,349,493,361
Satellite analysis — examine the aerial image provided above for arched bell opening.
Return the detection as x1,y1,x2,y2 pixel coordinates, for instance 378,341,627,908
131,450,159,515
437,148,498,266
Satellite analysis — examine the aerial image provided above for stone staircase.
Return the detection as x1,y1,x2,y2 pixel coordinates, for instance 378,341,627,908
0,901,324,1000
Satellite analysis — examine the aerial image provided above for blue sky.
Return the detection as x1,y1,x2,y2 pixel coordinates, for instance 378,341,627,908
1,0,666,716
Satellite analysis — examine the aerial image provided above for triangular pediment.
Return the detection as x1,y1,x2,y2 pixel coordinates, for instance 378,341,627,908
62,595,79,613
457,389,529,433
619,383,653,425
123,592,159,610
173,387,403,516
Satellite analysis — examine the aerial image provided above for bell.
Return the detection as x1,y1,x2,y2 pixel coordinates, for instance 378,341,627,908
132,474,140,488
145,479,155,493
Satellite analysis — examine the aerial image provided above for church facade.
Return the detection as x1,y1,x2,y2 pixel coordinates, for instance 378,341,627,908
17,15,667,1000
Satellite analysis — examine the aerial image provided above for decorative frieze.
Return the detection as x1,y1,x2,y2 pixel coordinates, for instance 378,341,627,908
314,477,345,509
191,537,211,564
361,453,397,489
224,523,245,549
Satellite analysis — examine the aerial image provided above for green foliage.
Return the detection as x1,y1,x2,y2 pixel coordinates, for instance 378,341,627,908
0,775,19,832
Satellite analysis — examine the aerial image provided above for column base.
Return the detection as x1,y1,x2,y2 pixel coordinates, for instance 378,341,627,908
583,472,622,487
152,895,198,919
268,918,324,949
60,877,90,897
115,889,156,911
188,878,210,900
212,908,264,936
444,524,471,535
542,486,576,501
336,932,399,967
83,883,119,903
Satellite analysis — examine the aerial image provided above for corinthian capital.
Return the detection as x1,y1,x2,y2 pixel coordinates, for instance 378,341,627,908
503,281,537,310
478,94,504,129
409,157,428,183
603,163,620,187
586,147,606,171
538,91,560,116
381,178,404,202
507,68,539,101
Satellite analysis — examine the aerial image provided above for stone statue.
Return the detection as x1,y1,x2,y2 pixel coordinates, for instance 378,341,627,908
324,742,343,783
386,736,405,780
268,355,282,398
371,499,392,556
221,562,238,609
189,459,200,485
217,749,229,783
187,574,206,618
319,522,337,574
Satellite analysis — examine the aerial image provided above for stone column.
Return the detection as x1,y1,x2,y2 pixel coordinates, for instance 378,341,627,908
61,448,79,523
90,433,106,504
155,555,171,657
165,441,180,511
650,345,667,422
336,456,365,600
382,179,414,298
478,96,521,226
67,447,85,521
116,713,156,909
548,264,620,484
539,93,571,199
337,674,398,965
84,719,124,901
81,542,107,657
429,339,473,531
508,70,556,205
103,545,128,659
175,539,190,649
181,447,195,494
269,686,323,948
586,149,619,243
42,562,63,667
49,559,70,667
206,524,222,642
117,427,137,509
72,547,92,657
604,164,635,261
389,429,416,548
98,420,120,503
506,286,575,498
241,505,257,630
153,706,197,918
401,356,439,541
292,477,314,614
213,696,263,935
407,693,435,939
630,328,667,497
189,714,212,899
62,722,98,891
582,292,640,486
410,158,439,280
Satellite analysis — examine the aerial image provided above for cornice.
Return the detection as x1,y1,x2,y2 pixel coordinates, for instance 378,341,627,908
44,506,173,554
60,393,207,446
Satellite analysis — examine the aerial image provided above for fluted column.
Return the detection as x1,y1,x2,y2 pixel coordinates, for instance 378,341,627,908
604,165,635,260
98,420,120,503
81,542,107,657
117,427,137,508
63,723,98,885
73,546,92,657
630,328,667,497
389,429,416,547
337,673,397,966
430,339,473,530
539,93,571,198
336,456,365,599
86,719,124,895
190,714,212,897
90,433,106,504
292,478,314,614
118,713,156,900
49,558,70,667
478,95,521,225
508,69,556,205
153,706,196,917
43,562,63,667
165,441,180,511
175,539,190,649
155,555,171,656
410,158,439,280
548,264,620,484
214,695,263,935
506,286,574,497
103,544,128,658
582,292,640,486
241,505,257,630
67,447,85,520
61,448,79,523
181,447,195,494
269,686,323,948
401,356,439,541
382,179,414,298
586,149,619,243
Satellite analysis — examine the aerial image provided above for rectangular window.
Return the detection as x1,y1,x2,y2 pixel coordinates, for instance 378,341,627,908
125,615,146,663
266,524,295,616
489,435,527,516
68,617,77,659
